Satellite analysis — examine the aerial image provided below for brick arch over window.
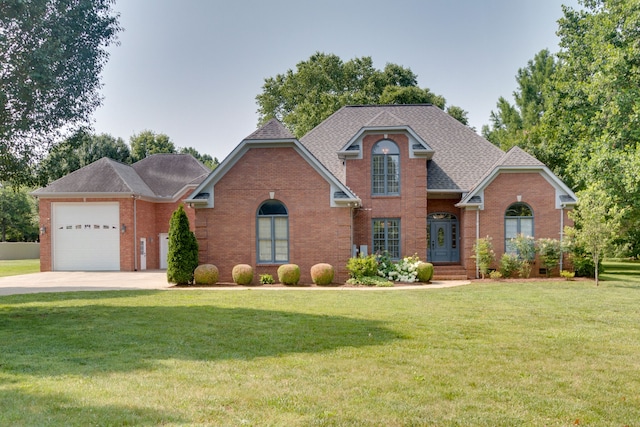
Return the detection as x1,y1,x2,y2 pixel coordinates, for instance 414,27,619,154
505,202,533,253
257,200,289,263
372,140,400,195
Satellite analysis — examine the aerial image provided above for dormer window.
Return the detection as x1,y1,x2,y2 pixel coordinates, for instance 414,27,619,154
372,140,400,195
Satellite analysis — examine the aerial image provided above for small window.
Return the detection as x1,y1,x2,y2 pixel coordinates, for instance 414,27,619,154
372,140,400,195
372,218,400,259
257,200,289,263
505,202,533,253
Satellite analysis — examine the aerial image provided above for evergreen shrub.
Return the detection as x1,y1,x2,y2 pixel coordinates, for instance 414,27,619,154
232,264,253,285
277,264,301,285
167,205,199,285
310,263,334,285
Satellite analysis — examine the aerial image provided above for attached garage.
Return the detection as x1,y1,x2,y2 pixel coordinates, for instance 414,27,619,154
52,202,120,271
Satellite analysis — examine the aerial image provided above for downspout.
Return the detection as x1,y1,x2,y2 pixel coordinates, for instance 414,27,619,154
475,208,480,279
559,205,564,272
134,195,138,271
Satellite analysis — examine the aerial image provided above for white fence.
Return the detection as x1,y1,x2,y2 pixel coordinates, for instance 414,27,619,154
0,242,40,260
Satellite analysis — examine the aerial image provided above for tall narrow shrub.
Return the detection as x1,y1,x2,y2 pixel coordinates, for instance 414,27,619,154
167,205,199,285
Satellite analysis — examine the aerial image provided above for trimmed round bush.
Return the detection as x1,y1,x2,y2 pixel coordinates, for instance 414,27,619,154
277,264,301,286
416,262,434,282
194,264,218,285
232,264,253,285
310,263,334,286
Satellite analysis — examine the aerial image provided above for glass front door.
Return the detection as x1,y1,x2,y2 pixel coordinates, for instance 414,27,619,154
427,214,460,263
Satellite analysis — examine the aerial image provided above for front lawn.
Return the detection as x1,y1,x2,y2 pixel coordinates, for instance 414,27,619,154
1,268,639,426
0,259,40,277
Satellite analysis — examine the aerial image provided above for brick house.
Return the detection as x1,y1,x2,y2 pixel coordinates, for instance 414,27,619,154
187,104,577,282
33,154,209,271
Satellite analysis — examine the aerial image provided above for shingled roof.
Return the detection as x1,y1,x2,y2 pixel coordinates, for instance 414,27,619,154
33,154,210,200
300,104,505,191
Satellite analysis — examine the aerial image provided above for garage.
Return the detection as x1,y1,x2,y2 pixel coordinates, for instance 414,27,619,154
52,203,120,271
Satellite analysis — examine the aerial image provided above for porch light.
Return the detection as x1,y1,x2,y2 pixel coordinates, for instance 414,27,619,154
40,226,46,235
121,224,126,233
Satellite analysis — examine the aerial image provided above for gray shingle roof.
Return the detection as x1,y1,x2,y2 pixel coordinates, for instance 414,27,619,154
33,154,210,199
245,118,295,140
300,104,505,191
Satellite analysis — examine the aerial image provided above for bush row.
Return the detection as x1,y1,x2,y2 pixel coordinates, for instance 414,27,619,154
345,253,434,286
191,263,336,286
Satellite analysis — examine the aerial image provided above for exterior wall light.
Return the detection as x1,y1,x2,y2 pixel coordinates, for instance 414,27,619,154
40,226,46,235
121,224,126,233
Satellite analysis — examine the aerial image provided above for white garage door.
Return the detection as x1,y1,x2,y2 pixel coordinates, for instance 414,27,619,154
52,203,120,271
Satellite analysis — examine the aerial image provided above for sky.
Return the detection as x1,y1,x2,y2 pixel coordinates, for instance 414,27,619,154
92,0,581,161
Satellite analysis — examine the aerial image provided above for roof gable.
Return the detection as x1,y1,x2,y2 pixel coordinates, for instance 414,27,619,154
186,119,360,208
132,154,210,198
300,104,504,190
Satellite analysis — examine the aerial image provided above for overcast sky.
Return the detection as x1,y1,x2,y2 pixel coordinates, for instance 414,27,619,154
92,0,580,161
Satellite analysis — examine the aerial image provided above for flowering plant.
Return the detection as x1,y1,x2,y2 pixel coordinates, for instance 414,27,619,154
379,253,422,282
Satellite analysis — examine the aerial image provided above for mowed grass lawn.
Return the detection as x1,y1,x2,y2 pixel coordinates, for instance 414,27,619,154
0,259,40,277
0,264,639,425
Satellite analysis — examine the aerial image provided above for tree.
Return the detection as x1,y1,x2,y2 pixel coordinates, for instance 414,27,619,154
130,131,176,162
166,205,199,285
567,185,625,286
0,184,38,242
0,0,121,186
37,131,130,184
256,52,469,138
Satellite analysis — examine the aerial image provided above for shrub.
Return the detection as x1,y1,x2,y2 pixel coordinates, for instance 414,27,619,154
514,234,536,278
537,238,561,277
473,237,496,279
499,253,519,278
167,205,199,285
560,270,576,280
376,252,395,278
416,262,434,282
232,264,253,285
277,264,300,285
346,276,394,287
346,254,378,278
310,263,334,286
194,264,218,285
259,273,274,285
489,270,503,280
386,254,422,282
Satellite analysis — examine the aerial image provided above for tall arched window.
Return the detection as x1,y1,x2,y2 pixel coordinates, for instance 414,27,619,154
505,202,533,253
257,200,289,263
372,140,400,195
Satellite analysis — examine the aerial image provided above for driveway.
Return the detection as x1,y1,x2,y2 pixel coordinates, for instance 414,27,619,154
0,271,470,296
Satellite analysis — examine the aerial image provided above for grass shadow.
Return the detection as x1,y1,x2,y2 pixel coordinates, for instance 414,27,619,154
0,302,400,377
0,388,184,426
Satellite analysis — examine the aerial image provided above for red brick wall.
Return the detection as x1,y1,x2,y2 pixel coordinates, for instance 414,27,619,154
195,147,353,283
462,172,574,278
347,134,427,260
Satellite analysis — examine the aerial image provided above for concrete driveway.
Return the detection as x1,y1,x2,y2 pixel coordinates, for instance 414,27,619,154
0,271,171,296
0,271,470,296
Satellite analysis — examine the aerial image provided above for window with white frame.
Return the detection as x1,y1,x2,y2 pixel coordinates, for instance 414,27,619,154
372,140,400,195
257,200,289,263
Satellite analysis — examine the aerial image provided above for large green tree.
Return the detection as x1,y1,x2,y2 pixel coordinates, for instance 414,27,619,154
130,130,176,162
37,131,131,184
0,184,38,242
0,0,120,185
256,52,469,138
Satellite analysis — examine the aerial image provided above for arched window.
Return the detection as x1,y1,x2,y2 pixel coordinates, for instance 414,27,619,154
505,202,533,253
372,140,400,195
257,200,288,263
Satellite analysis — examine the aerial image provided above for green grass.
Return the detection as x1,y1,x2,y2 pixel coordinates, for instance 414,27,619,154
0,259,40,277
0,263,638,425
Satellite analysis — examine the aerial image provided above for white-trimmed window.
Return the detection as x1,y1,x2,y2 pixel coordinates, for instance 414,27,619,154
257,200,289,263
372,140,400,195
373,218,400,259
505,202,533,253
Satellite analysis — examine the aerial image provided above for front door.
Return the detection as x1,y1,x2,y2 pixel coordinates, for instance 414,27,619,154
428,214,460,263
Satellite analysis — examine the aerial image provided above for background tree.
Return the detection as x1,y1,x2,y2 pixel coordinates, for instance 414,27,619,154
130,130,176,162
37,131,131,184
0,184,38,242
166,205,199,285
0,0,121,186
567,185,625,286
256,52,469,138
